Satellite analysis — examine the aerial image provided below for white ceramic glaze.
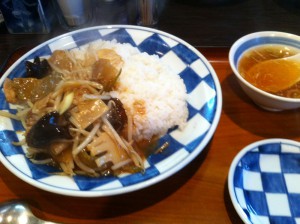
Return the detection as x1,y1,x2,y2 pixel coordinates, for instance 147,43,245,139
0,25,222,197
228,138,300,224
229,31,300,111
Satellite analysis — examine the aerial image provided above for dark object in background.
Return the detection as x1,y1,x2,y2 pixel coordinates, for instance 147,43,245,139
174,0,244,6
52,0,93,31
274,0,300,13
0,0,55,34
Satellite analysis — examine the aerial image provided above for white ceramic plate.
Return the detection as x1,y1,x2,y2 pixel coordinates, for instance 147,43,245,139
0,25,222,197
228,138,300,224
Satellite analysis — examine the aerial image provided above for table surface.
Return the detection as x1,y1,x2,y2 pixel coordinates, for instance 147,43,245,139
1,0,300,223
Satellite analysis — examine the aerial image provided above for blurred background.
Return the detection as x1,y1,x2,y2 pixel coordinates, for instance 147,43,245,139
0,0,299,48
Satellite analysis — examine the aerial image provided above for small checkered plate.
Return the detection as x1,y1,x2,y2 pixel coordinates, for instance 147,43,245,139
0,25,222,197
228,138,300,224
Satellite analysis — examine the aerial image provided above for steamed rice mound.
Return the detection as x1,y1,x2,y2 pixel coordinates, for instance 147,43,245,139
71,40,188,141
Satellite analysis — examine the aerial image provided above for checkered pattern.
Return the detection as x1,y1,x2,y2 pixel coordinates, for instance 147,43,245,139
232,141,300,224
0,25,221,196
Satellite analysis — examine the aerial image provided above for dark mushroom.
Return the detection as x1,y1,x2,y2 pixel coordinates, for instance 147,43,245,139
26,56,52,79
104,98,127,133
26,111,72,148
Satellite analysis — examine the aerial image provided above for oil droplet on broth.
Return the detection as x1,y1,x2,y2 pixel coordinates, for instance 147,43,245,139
238,44,300,97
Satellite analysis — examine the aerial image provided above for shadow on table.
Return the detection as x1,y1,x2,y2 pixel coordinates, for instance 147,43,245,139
222,72,300,139
223,177,244,224
0,139,212,221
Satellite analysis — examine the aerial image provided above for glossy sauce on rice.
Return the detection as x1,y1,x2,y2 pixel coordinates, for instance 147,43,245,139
71,40,188,141
1,39,188,176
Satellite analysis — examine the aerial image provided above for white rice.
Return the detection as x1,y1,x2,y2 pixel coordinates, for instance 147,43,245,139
71,40,188,141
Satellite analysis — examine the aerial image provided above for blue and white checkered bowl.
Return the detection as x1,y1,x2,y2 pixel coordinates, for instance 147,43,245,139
229,31,300,111
228,138,300,224
0,25,222,197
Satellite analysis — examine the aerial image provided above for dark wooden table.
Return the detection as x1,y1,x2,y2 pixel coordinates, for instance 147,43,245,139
1,0,300,223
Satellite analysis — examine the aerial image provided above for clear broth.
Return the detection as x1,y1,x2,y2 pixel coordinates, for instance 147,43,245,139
238,44,300,98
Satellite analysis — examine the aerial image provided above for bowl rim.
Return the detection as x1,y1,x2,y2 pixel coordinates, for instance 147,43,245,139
228,31,300,103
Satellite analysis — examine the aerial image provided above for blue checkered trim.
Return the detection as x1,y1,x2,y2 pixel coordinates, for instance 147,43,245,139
0,25,221,195
232,141,300,224
233,35,300,67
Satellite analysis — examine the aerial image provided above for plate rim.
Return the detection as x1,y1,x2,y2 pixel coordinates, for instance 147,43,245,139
0,24,222,197
228,138,300,224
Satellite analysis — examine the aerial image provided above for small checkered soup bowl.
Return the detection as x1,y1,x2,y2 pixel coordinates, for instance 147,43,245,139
229,31,300,111
228,138,300,224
